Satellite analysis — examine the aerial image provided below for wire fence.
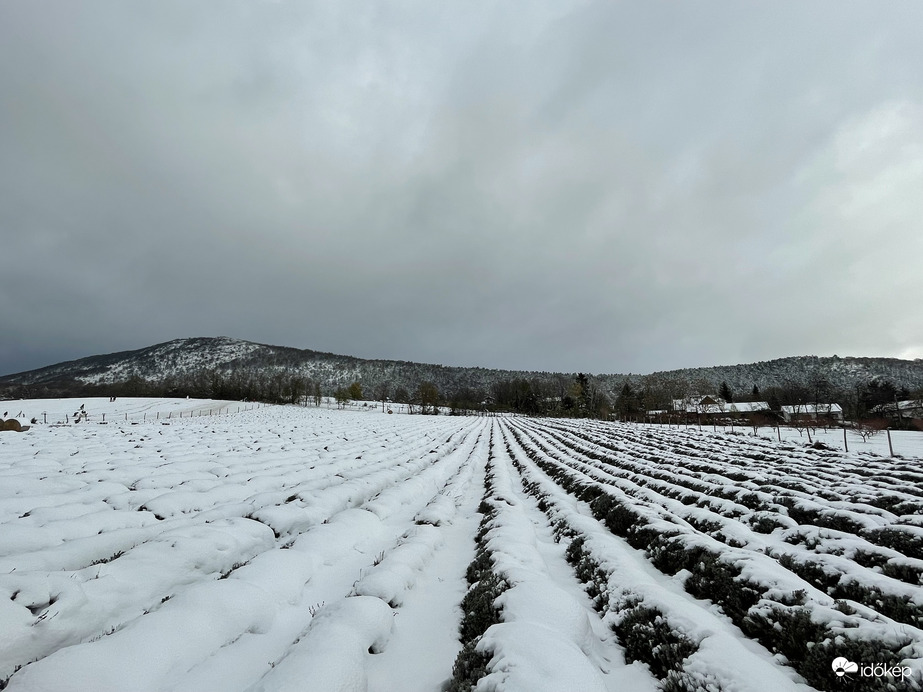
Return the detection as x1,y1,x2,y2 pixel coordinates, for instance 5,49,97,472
42,403,266,426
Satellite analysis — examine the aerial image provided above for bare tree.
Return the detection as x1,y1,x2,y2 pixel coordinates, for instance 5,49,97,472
851,418,888,443
374,382,390,412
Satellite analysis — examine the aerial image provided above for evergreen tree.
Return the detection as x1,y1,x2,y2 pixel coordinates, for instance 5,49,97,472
767,390,782,411
615,381,639,420
719,381,733,403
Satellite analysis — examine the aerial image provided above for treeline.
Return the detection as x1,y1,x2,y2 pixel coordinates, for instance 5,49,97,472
0,368,614,419
3,364,921,425
610,372,923,427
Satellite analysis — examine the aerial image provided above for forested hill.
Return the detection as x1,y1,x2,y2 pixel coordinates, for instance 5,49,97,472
0,337,558,401
1,337,922,405
644,355,923,397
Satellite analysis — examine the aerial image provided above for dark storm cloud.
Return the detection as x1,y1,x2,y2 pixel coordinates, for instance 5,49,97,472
2,1,923,376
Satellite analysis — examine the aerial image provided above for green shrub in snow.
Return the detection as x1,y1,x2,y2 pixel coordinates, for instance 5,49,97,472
447,641,492,692
458,567,507,642
611,603,698,681
880,559,923,586
832,582,923,629
748,513,789,534
563,536,610,613
684,552,761,623
449,461,508,692
864,527,923,561
660,669,724,692
741,604,919,691
778,554,923,628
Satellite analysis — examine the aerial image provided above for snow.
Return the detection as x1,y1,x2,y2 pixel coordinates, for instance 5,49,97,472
2,399,922,690
246,596,394,692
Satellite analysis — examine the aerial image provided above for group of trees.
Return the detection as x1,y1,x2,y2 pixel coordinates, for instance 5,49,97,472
483,373,611,418
607,372,923,427
5,360,921,428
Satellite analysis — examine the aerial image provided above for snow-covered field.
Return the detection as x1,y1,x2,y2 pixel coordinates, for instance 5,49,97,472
1,399,922,691
653,420,923,460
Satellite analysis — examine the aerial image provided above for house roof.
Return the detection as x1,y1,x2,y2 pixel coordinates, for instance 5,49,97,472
671,395,726,412
870,399,923,414
780,403,843,414
727,402,770,413
670,397,768,414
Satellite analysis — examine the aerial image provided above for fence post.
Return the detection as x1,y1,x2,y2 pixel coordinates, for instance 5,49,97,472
843,426,848,452
887,428,894,457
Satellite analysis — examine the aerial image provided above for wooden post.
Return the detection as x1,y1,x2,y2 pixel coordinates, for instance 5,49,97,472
843,426,848,452
776,426,781,443
887,428,894,457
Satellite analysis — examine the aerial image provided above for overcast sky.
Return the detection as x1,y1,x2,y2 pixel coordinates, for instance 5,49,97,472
2,1,923,377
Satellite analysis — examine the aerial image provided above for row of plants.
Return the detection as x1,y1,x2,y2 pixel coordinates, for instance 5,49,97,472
500,426,808,691
501,420,922,692
449,432,508,692
509,456,710,691
513,419,923,585
563,419,923,513
538,418,923,631
543,419,920,520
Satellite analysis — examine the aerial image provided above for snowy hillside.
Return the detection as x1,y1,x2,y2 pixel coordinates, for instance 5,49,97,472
3,338,923,403
2,400,922,691
0,337,552,401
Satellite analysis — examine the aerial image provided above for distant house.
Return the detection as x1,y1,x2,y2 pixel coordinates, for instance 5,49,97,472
671,395,725,415
726,402,770,417
870,399,923,423
781,403,843,423
670,396,770,419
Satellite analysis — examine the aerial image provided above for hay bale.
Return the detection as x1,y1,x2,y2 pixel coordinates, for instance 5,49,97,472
1,419,23,432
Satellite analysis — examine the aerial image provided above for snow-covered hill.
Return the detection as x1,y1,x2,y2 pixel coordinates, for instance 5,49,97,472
2,337,923,402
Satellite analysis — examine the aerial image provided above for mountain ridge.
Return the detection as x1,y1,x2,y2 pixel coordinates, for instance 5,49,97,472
2,337,923,403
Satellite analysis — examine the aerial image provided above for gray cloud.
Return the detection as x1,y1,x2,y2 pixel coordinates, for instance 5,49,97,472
3,1,923,376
